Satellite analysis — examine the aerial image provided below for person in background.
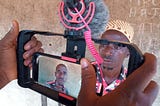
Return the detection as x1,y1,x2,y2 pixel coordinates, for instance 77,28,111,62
95,20,135,95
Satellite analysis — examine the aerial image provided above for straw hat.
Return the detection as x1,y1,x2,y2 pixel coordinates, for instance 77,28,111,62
106,19,134,42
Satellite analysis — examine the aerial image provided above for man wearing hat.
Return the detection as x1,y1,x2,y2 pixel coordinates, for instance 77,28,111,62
95,19,134,96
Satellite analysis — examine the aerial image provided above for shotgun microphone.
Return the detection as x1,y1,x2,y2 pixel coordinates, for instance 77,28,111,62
58,0,109,38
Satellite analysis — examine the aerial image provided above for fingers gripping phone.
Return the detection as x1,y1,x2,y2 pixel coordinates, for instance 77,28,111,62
17,30,82,106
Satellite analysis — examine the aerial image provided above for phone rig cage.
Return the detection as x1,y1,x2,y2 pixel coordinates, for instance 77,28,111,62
17,29,144,92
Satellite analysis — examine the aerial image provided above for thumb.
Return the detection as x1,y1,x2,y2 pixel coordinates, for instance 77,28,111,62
80,58,97,96
78,58,98,106
4,20,19,42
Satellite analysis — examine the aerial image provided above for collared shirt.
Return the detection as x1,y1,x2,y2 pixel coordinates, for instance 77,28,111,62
92,62,127,96
47,81,68,94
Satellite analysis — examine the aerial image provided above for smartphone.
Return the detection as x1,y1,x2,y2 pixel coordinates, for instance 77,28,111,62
31,52,81,106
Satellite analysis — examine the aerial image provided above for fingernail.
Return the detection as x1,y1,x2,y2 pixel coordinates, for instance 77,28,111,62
10,22,14,32
25,45,31,50
81,59,88,69
24,52,29,58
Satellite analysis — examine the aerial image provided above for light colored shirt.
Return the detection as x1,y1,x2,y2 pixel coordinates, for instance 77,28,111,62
0,79,61,106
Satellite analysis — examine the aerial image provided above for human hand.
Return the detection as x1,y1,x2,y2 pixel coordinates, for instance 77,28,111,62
0,20,19,88
23,35,43,68
0,20,43,88
78,53,159,106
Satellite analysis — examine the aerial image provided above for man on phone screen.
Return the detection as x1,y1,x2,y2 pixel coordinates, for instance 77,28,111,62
47,64,68,94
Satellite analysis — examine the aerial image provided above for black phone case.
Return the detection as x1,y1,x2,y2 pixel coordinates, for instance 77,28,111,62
17,30,34,87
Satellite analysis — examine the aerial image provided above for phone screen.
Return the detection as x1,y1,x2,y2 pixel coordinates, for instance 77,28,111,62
34,53,81,98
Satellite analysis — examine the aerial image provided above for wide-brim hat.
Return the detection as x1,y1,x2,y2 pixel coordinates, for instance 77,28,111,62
106,19,134,42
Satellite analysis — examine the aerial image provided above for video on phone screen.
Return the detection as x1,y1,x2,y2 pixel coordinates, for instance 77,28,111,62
37,55,81,98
